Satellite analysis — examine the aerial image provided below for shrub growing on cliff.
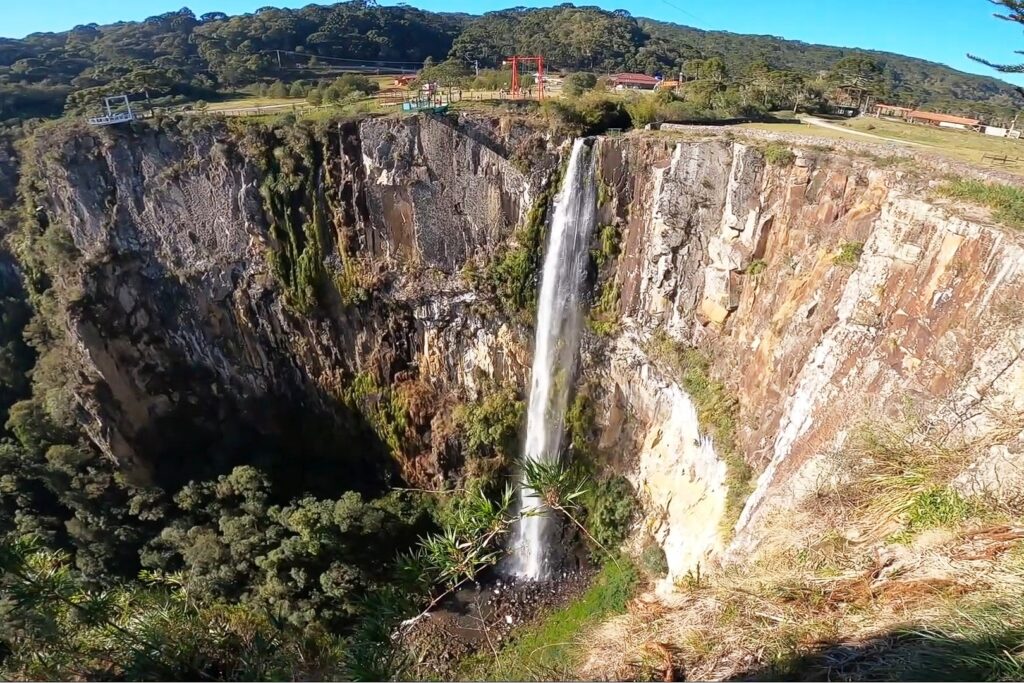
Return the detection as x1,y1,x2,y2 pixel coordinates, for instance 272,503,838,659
640,540,669,577
455,386,524,491
485,170,561,317
833,241,864,267
581,476,637,557
566,388,596,457
589,279,620,336
762,143,796,166
746,259,768,276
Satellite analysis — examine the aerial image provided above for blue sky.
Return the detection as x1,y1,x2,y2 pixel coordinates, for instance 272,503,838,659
4,0,1024,86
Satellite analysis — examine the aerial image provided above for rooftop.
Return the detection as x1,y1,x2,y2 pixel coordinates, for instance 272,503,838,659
611,73,659,84
906,110,982,126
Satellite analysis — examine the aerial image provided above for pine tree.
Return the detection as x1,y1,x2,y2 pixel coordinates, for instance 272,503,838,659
970,0,1024,72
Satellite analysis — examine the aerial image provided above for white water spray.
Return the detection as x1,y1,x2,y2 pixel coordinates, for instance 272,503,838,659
509,138,598,579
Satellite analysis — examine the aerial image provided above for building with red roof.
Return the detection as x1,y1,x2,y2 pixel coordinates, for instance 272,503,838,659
610,73,659,90
905,110,982,130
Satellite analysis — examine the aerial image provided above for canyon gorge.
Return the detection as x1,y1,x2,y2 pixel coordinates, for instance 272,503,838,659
3,110,1024,679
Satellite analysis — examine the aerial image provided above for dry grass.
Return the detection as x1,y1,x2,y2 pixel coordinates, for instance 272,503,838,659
578,406,1024,681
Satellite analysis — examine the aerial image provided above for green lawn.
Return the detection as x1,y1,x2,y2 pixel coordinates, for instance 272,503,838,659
844,116,1024,165
740,120,880,142
743,117,1024,176
205,96,302,112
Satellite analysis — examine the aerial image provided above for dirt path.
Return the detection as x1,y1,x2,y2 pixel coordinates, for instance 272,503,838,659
800,115,933,148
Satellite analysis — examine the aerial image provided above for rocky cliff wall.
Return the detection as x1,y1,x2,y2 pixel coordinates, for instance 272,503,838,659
25,113,544,492
587,133,1024,586
23,114,1024,589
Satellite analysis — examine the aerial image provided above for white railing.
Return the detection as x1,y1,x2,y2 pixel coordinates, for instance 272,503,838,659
87,111,135,126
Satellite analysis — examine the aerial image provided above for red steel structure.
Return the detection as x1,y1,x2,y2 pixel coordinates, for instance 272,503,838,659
506,55,545,100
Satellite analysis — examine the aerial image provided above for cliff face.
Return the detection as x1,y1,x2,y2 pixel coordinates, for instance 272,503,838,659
26,114,1024,589
29,114,541,492
589,135,1024,586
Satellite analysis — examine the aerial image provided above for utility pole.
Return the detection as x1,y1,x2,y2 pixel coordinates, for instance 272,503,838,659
276,49,282,69
474,59,479,77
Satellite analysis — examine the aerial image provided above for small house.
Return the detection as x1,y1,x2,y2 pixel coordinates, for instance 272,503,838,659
611,73,659,90
905,110,982,131
872,103,912,118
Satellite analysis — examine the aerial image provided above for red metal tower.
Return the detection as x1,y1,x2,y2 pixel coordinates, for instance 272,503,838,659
505,55,545,100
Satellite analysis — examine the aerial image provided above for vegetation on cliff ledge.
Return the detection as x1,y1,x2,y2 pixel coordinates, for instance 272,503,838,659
485,166,561,319
649,332,752,538
939,179,1024,232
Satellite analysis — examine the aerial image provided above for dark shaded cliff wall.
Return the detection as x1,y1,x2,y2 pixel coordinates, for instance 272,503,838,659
21,113,547,495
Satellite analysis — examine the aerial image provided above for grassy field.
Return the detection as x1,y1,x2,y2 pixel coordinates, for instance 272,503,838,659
203,96,302,112
743,116,1024,175
740,120,874,142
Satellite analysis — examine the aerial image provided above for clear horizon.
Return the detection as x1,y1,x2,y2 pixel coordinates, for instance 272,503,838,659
4,0,1024,88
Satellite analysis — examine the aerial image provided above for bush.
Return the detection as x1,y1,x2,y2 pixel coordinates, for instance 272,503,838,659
581,476,637,556
565,389,595,456
455,386,524,489
540,93,631,135
762,143,796,166
324,74,378,103
656,100,707,122
623,94,660,127
640,541,669,577
267,79,288,98
563,72,598,97
833,241,864,267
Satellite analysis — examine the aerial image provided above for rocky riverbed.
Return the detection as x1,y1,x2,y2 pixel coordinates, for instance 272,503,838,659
401,567,597,678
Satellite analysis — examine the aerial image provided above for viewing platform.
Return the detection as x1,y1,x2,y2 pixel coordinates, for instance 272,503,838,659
87,95,136,126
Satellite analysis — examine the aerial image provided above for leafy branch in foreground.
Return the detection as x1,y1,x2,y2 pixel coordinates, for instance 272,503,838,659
522,459,621,561
404,460,604,623
418,484,518,590
969,0,1024,73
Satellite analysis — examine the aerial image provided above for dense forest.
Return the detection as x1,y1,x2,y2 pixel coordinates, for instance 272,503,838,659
0,1,1022,124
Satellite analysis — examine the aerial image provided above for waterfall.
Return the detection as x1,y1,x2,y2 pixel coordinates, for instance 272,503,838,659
509,138,598,580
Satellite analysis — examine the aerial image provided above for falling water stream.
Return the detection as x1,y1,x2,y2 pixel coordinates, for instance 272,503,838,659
509,138,598,579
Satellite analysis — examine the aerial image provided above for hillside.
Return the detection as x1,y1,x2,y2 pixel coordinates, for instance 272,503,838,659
641,19,1024,119
0,2,1021,124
